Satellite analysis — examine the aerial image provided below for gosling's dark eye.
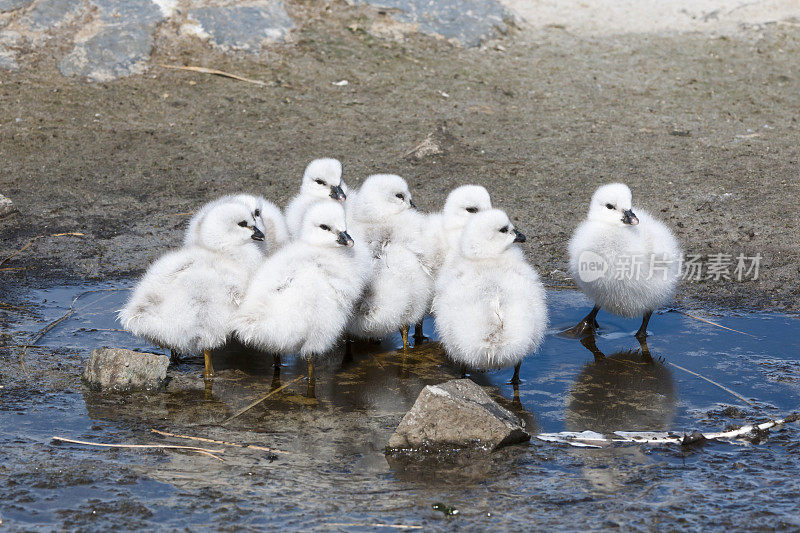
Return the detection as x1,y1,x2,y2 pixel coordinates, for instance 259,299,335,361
499,225,509,233
466,207,478,213
319,224,330,231
314,179,325,185
238,220,249,227
605,203,614,210
395,193,404,200
254,209,260,217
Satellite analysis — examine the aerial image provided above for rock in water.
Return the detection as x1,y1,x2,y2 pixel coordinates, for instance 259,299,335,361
387,379,529,451
83,348,169,391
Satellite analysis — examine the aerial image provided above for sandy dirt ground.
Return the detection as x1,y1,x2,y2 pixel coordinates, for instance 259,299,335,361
0,0,799,312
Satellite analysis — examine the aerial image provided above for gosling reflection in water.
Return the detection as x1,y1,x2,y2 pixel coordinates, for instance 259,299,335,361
565,333,676,433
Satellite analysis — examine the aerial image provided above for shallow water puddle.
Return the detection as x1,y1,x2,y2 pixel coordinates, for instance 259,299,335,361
1,281,799,529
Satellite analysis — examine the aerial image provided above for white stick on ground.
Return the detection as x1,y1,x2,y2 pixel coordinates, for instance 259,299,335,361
536,413,799,448
51,436,225,461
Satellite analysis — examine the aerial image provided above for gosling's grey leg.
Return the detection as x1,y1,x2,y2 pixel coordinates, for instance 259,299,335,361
511,362,522,385
412,320,426,344
635,311,653,340
342,338,354,364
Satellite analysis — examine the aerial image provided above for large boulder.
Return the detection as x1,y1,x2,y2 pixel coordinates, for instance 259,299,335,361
82,348,169,391
387,379,529,452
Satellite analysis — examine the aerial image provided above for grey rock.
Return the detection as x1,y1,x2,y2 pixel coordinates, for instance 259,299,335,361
353,0,511,46
23,0,83,30
0,193,15,216
91,0,163,26
387,379,530,451
59,24,155,81
188,3,293,52
0,0,34,13
59,0,163,81
82,347,170,391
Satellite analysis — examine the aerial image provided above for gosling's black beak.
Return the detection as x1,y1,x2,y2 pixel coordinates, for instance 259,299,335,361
251,226,265,241
336,231,354,247
409,199,417,210
513,229,526,243
330,185,346,202
622,209,639,226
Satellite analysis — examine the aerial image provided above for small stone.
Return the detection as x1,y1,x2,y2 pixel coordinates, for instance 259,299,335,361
387,379,530,451
0,193,15,217
82,348,170,391
406,133,442,160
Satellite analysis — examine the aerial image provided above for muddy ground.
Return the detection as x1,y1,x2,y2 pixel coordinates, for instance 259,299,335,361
0,3,799,312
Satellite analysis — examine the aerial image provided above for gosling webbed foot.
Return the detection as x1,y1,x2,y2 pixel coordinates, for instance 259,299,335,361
561,306,601,339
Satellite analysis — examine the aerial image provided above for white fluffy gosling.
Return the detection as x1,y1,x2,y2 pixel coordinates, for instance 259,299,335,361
120,198,266,377
232,201,366,386
433,209,548,383
346,174,433,350
567,183,682,338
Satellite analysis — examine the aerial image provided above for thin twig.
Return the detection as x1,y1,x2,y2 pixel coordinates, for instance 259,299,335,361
224,375,306,423
151,429,289,455
0,232,84,267
51,436,225,461
676,310,757,338
325,524,422,530
159,64,268,86
18,288,131,378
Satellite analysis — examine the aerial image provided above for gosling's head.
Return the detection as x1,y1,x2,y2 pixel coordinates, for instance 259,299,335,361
300,201,354,248
225,193,268,234
588,183,639,227
442,185,492,230
227,194,289,248
459,209,526,259
302,158,346,202
356,174,415,220
185,194,264,247
195,200,265,252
